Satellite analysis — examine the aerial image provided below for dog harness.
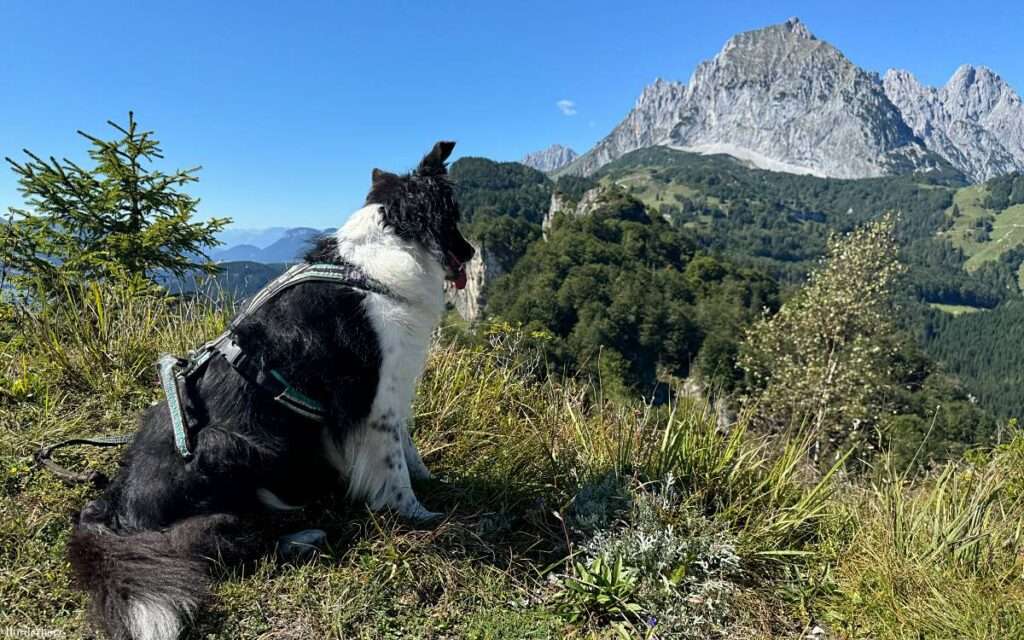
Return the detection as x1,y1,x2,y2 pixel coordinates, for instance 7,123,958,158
158,261,392,458
35,260,393,484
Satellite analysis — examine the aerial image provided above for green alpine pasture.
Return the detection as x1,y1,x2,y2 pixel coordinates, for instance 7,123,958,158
943,184,1024,272
2,289,1023,639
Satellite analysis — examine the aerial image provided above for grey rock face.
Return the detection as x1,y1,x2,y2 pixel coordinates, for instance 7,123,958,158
446,243,505,322
560,79,686,176
566,18,1021,180
666,18,934,179
521,144,579,173
542,187,605,238
883,65,1024,182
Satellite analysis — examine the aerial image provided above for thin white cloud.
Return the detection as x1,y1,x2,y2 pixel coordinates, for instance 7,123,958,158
556,99,577,116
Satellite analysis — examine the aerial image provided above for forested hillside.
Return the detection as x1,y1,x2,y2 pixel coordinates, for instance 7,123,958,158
487,186,777,396
447,148,1022,433
923,301,1024,420
449,158,550,271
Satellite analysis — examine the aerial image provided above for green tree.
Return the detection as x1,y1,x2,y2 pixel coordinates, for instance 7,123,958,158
739,215,905,461
1,113,228,296
488,186,776,397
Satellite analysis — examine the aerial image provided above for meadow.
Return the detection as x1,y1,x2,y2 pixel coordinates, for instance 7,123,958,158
2,286,1022,639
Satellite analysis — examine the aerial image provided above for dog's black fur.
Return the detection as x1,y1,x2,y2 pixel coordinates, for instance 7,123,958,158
67,142,474,640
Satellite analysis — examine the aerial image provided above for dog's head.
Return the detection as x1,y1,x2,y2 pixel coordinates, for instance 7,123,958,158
365,141,475,289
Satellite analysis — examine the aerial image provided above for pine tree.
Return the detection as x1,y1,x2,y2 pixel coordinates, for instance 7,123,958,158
1,113,228,297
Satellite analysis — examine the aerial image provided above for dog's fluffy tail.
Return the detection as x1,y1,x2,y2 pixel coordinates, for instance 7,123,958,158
68,505,252,640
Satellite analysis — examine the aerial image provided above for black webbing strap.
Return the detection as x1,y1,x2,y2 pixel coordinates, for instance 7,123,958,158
35,432,135,487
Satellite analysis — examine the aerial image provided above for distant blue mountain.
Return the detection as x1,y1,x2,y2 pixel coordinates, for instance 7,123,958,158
211,227,333,264
214,227,290,250
212,244,264,262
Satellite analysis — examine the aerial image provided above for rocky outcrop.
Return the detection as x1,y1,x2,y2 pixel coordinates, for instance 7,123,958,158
883,65,1024,182
521,144,579,173
445,243,505,322
559,79,686,176
564,18,1024,181
542,187,605,238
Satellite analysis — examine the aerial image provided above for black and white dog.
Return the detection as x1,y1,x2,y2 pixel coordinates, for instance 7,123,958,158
68,141,475,640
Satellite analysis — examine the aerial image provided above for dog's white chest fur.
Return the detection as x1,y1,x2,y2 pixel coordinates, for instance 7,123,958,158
321,204,445,519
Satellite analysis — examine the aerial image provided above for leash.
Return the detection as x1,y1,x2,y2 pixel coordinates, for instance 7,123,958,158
35,260,388,485
35,432,135,487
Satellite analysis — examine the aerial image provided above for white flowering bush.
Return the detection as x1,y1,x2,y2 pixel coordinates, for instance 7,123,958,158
739,215,905,461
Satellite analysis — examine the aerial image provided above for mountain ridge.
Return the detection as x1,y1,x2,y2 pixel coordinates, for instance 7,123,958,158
521,144,578,172
562,18,1021,183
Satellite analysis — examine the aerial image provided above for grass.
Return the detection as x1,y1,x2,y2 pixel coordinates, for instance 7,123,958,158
600,170,726,217
2,285,1023,638
928,303,987,315
942,184,1024,272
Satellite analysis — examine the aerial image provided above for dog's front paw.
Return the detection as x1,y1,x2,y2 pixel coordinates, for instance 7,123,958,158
398,499,443,524
407,461,433,481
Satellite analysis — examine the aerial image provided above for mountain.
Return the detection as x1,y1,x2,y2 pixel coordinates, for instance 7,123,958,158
521,144,578,173
211,227,330,263
562,18,1024,182
562,79,686,176
162,261,289,298
883,66,1024,182
215,227,290,250
211,243,264,262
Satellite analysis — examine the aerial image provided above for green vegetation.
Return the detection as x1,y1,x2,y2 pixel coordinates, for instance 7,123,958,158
2,128,1022,638
1,114,228,298
454,148,1022,423
592,147,1018,310
487,185,777,397
449,157,551,271
923,301,1024,420
740,217,905,460
942,176,1024,272
2,291,1022,638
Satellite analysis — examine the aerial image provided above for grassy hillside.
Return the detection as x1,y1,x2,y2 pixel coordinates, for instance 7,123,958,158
2,288,1023,639
942,182,1024,285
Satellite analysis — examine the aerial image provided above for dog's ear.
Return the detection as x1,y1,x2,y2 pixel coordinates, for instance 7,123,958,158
416,141,456,176
372,168,397,184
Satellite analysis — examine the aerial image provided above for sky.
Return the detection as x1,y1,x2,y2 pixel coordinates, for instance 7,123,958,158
2,0,1022,229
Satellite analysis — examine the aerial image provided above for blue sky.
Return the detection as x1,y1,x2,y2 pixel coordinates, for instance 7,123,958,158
2,0,1022,229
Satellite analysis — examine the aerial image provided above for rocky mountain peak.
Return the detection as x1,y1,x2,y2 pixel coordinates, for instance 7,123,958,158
884,65,1024,181
944,65,1014,114
563,18,1021,183
671,19,931,178
636,78,685,108
521,144,578,173
783,16,813,39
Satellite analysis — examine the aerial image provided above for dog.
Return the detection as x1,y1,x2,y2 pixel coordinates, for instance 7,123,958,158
67,141,475,640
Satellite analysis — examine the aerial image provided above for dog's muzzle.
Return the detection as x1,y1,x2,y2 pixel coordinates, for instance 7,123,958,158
445,251,468,290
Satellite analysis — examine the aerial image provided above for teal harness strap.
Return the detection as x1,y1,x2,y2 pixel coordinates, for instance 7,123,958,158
158,355,194,458
36,263,385,478
269,370,326,421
